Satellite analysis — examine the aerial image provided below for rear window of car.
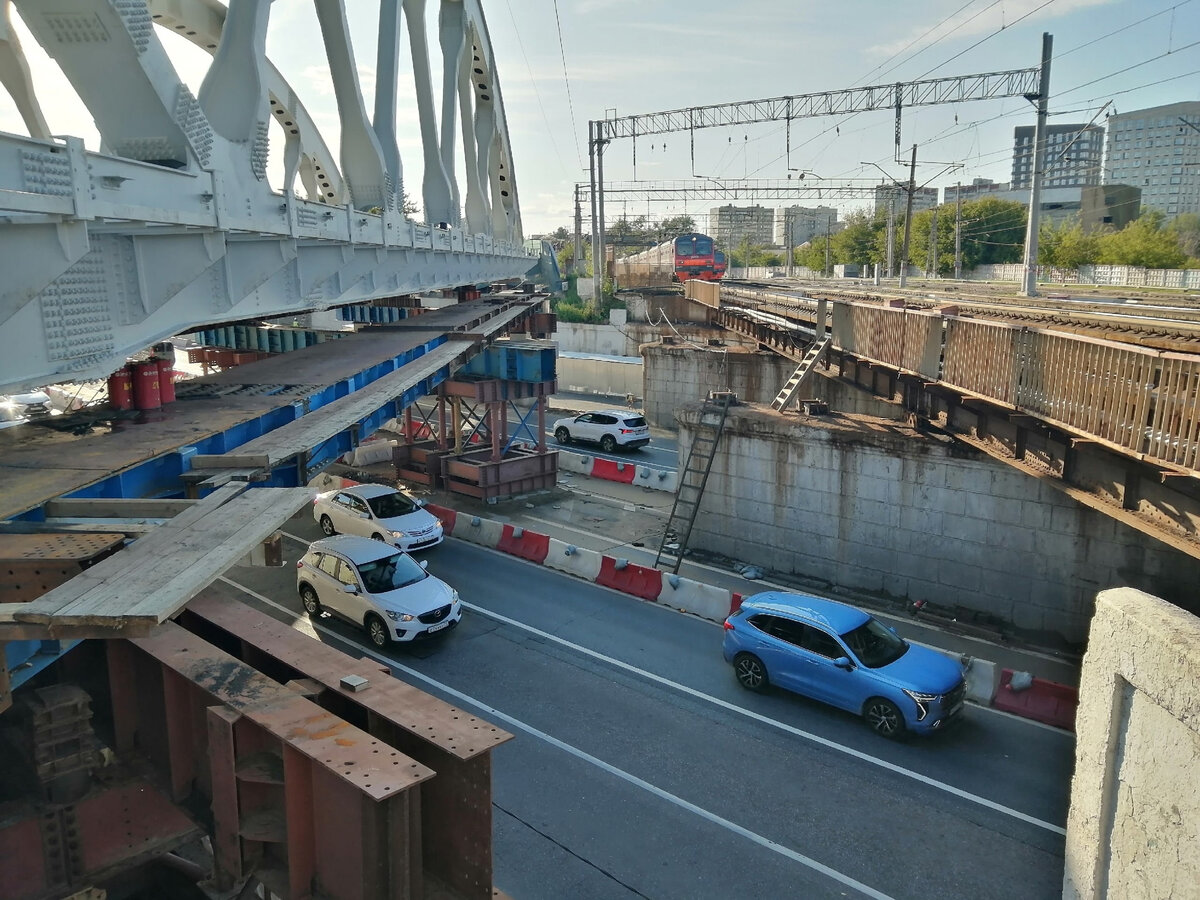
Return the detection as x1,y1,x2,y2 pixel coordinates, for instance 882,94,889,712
622,416,646,427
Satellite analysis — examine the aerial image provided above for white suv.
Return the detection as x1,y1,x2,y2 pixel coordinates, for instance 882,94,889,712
313,483,443,551
296,535,461,647
552,410,651,452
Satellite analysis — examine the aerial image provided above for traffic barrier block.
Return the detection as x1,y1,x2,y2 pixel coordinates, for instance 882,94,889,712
496,524,550,564
556,451,594,476
454,514,505,549
595,556,662,600
307,472,360,492
635,465,677,493
657,575,734,621
963,657,998,706
544,538,604,581
348,439,397,466
591,458,636,484
425,503,457,536
992,668,1078,731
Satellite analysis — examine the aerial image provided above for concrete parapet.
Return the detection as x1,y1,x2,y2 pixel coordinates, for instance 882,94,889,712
658,575,735,621
543,538,604,581
1064,588,1200,899
454,515,505,549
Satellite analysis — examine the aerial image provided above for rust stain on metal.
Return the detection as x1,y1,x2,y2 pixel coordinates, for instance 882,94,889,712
334,738,355,747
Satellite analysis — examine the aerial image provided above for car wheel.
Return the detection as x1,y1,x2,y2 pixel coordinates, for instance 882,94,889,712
863,697,906,739
600,434,617,453
555,427,570,444
319,514,336,536
733,653,769,692
365,614,391,648
371,533,386,541
299,585,322,617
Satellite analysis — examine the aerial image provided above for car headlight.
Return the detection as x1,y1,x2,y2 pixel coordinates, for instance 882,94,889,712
902,690,940,721
385,610,415,622
391,530,410,538
451,590,460,605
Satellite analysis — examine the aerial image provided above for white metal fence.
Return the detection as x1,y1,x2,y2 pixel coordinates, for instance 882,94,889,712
969,263,1200,290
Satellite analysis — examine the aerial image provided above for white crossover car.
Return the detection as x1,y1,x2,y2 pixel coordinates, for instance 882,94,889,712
297,535,461,647
552,410,651,452
313,483,443,551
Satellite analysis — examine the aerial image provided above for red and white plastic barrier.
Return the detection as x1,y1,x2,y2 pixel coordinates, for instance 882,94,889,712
556,450,678,493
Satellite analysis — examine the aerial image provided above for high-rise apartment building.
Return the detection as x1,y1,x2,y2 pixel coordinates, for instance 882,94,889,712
708,205,775,247
773,206,838,247
1012,124,1103,190
872,185,938,216
1104,101,1200,220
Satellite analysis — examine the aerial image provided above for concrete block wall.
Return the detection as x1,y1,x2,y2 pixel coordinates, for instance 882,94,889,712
1064,587,1200,899
677,403,1200,646
643,346,907,430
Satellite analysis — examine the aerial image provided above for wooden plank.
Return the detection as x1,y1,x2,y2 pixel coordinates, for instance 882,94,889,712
0,488,312,633
43,498,198,519
188,454,271,470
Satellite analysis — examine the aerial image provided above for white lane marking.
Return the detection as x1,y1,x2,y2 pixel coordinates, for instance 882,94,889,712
283,528,1073,736
218,575,895,900
458,599,1067,836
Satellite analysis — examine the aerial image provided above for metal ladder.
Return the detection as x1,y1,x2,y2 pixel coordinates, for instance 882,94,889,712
654,393,734,574
770,335,832,411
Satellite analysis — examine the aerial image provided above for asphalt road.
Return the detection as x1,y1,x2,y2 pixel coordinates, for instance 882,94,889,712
225,520,1072,900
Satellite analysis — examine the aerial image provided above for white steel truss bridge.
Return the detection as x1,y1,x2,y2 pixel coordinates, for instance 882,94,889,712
0,0,534,394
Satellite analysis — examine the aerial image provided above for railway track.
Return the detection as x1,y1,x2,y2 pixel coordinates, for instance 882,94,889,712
721,278,1200,354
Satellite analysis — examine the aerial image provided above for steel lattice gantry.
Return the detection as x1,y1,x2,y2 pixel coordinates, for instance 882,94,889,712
0,0,534,394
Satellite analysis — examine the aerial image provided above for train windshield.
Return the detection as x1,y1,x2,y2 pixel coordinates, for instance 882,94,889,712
675,235,713,255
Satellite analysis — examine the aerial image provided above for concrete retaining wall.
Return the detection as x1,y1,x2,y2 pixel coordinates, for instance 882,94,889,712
1064,587,1200,899
677,403,1200,646
556,353,642,397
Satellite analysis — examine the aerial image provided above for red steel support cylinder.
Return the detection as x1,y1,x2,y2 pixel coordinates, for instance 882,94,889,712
107,365,133,410
131,360,161,410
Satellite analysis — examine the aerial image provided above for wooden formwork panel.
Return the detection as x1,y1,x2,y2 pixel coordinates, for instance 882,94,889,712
1146,354,1200,470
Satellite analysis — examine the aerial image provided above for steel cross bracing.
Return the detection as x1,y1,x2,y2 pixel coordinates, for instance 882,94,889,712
596,68,1041,139
0,0,533,394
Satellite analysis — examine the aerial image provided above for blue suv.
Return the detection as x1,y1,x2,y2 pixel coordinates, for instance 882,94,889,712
722,592,966,738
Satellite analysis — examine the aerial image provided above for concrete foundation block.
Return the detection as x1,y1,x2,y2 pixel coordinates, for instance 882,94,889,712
657,576,733,621
544,538,604,582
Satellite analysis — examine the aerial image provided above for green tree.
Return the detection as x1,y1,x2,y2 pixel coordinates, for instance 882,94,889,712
957,197,1026,268
1167,213,1200,261
1096,212,1187,268
1038,221,1101,268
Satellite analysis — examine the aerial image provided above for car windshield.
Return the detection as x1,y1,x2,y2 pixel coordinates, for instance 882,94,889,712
356,552,427,594
841,618,908,668
366,491,418,519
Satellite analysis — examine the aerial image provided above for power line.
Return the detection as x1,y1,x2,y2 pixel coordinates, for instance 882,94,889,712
500,0,571,180
1056,0,1194,60
918,0,1059,78
551,0,585,173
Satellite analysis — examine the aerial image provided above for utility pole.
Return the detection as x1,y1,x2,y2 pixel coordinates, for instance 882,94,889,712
898,143,917,288
886,196,896,277
573,183,582,277
588,122,599,301
927,206,938,277
954,184,963,279
1021,33,1053,298
596,122,608,302
824,213,832,277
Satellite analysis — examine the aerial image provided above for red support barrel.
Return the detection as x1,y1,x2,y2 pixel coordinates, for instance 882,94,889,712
156,356,176,404
107,365,133,411
131,360,161,410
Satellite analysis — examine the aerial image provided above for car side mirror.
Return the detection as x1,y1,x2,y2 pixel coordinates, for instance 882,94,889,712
420,560,429,570
834,656,855,670
359,511,370,519
415,498,427,507
342,584,359,594
888,626,898,635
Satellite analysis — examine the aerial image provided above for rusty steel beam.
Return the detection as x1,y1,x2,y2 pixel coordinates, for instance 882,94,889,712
109,621,438,900
181,589,514,899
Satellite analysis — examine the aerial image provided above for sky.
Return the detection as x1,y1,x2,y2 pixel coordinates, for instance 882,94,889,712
1,1,1197,236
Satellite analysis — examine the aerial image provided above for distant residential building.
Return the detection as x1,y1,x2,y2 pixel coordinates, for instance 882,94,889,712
1104,100,1200,220
1012,124,1103,190
873,184,938,217
774,205,838,247
992,184,1141,232
943,178,1010,204
708,205,775,246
